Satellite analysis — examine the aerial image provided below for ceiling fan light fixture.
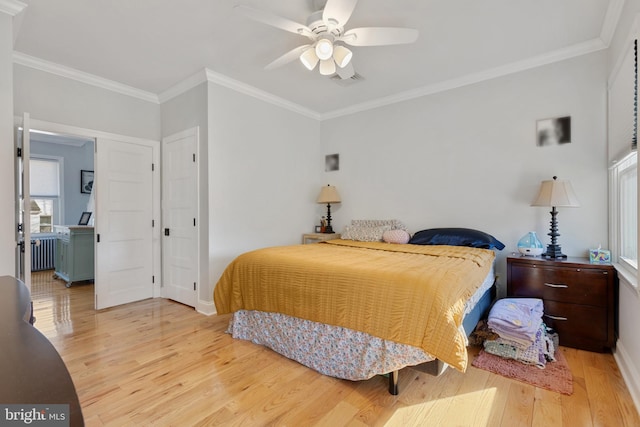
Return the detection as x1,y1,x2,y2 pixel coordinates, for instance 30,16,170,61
319,59,336,75
315,38,334,61
300,48,319,70
332,45,353,68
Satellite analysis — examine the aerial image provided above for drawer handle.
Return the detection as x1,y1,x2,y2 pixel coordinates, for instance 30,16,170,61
544,283,568,288
544,314,568,321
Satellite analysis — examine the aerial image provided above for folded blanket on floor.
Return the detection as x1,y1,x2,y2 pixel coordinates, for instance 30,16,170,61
483,322,555,369
487,298,543,348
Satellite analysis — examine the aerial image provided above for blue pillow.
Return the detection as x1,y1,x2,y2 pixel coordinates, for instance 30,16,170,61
408,228,505,250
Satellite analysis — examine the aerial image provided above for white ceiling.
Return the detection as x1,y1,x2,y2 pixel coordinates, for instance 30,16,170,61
12,0,619,117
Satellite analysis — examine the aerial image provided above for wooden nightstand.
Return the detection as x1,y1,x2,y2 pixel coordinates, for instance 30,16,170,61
302,233,341,244
507,256,618,352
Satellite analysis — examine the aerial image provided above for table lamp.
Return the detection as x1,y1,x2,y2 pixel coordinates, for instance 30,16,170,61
316,185,341,234
531,176,580,258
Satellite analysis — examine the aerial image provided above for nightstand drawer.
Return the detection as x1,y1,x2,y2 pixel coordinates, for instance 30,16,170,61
507,256,617,352
543,300,608,347
509,264,608,306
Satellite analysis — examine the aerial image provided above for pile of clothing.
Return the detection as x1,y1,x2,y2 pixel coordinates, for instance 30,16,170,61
483,298,556,369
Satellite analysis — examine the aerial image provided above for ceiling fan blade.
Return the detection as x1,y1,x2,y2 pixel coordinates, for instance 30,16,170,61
341,27,419,46
336,62,355,79
235,5,313,38
322,0,358,27
265,45,312,70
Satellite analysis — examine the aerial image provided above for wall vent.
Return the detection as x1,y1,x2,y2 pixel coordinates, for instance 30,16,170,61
330,73,365,87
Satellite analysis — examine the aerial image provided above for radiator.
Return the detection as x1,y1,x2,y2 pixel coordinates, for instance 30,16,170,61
32,237,56,272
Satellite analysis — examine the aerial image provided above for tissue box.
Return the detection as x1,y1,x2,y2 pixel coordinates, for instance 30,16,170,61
589,248,611,264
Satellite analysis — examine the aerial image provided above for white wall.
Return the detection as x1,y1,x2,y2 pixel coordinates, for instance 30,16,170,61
160,82,210,310
30,140,94,225
0,13,15,275
607,0,640,412
320,51,608,293
207,82,322,303
13,64,161,141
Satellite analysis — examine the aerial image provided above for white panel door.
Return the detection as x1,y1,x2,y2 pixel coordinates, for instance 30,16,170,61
162,128,198,307
15,113,31,291
95,138,154,309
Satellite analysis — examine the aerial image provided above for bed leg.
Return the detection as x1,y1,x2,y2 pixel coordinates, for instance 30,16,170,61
388,370,399,395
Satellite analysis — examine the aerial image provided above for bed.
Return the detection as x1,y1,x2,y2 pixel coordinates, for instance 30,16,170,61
214,227,504,394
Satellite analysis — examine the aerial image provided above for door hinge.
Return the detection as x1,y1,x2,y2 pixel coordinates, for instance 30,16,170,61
16,147,22,158
96,234,100,243
152,163,155,171
193,218,196,227
152,219,155,227
152,275,155,284
17,223,23,232
193,153,196,163
164,228,170,236
194,282,196,291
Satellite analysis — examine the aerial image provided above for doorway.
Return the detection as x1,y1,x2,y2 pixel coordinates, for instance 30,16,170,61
15,116,161,310
30,131,96,290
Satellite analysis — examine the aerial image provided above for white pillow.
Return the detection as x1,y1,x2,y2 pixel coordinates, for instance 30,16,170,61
351,219,408,231
342,225,393,242
383,229,411,244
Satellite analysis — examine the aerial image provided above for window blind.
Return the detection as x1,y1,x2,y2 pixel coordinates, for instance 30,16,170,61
609,39,638,154
30,159,60,197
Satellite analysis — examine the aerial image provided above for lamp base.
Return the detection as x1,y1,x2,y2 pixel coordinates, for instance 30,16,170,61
324,226,335,234
542,244,567,259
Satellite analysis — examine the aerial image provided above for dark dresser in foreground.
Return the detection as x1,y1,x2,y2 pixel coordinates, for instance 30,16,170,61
0,276,84,426
507,256,618,352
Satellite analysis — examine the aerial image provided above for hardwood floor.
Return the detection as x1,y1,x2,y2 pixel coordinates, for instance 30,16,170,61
31,271,640,426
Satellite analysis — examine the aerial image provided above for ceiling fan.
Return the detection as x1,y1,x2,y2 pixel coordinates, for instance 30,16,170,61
235,0,419,79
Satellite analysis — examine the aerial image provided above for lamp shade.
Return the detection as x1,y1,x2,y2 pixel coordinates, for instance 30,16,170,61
30,200,41,214
317,185,341,204
333,45,353,68
531,176,580,207
319,59,336,76
300,48,319,70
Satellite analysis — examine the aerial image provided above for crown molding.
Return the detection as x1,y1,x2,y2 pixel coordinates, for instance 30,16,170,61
203,69,321,120
13,51,160,104
157,69,208,104
320,38,607,121
159,68,321,120
0,0,26,16
600,0,626,47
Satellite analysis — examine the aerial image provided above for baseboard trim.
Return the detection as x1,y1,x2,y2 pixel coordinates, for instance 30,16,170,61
614,340,640,416
196,299,216,316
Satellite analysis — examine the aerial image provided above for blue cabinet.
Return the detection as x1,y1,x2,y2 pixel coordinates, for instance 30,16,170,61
53,226,95,287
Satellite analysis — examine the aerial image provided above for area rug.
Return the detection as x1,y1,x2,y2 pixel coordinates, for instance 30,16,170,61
472,349,573,395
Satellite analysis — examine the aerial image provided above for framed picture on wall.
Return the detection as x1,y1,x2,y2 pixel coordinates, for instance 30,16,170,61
536,116,571,146
81,170,94,194
325,154,339,172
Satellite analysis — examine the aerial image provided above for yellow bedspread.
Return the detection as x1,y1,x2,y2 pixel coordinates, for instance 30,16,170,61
213,240,495,371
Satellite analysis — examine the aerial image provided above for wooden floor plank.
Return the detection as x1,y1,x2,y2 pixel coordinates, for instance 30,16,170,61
500,382,535,427
28,271,639,426
584,365,625,427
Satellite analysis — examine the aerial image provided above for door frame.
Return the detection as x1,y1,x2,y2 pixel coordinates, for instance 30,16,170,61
13,116,162,300
15,113,31,291
161,127,200,307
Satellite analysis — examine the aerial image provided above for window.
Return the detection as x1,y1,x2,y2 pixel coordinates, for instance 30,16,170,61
30,157,62,234
608,37,638,282
610,152,637,273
